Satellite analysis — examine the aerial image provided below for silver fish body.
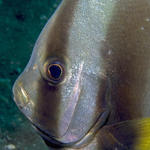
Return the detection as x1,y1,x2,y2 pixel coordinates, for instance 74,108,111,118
13,0,150,149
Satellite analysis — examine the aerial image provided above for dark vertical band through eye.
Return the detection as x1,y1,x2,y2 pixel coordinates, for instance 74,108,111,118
48,64,62,80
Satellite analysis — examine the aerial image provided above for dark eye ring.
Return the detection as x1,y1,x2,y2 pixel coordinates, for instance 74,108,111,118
47,63,64,84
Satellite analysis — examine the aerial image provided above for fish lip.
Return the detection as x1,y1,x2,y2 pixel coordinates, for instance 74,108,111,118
34,110,110,148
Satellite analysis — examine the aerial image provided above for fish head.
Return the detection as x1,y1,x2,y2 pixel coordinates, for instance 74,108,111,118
13,0,111,147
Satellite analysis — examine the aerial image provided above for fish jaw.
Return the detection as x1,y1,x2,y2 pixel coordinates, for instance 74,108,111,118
35,110,110,148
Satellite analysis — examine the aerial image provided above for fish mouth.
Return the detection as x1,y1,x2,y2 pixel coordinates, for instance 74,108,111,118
34,110,110,148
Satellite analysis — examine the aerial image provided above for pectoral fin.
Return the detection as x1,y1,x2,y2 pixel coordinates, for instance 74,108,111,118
100,118,150,150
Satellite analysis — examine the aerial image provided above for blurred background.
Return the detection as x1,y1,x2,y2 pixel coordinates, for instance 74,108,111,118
0,0,61,149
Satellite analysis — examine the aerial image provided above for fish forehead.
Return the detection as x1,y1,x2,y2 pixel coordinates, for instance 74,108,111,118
32,0,115,62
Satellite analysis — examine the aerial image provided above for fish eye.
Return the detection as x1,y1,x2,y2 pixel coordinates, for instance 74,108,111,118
48,64,62,80
47,62,64,84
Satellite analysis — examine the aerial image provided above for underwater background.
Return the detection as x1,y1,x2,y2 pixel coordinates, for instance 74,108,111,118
0,0,61,149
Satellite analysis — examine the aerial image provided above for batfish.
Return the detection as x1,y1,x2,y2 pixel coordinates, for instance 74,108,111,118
13,0,150,149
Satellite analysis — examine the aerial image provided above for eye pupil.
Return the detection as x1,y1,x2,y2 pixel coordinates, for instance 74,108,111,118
49,64,62,80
